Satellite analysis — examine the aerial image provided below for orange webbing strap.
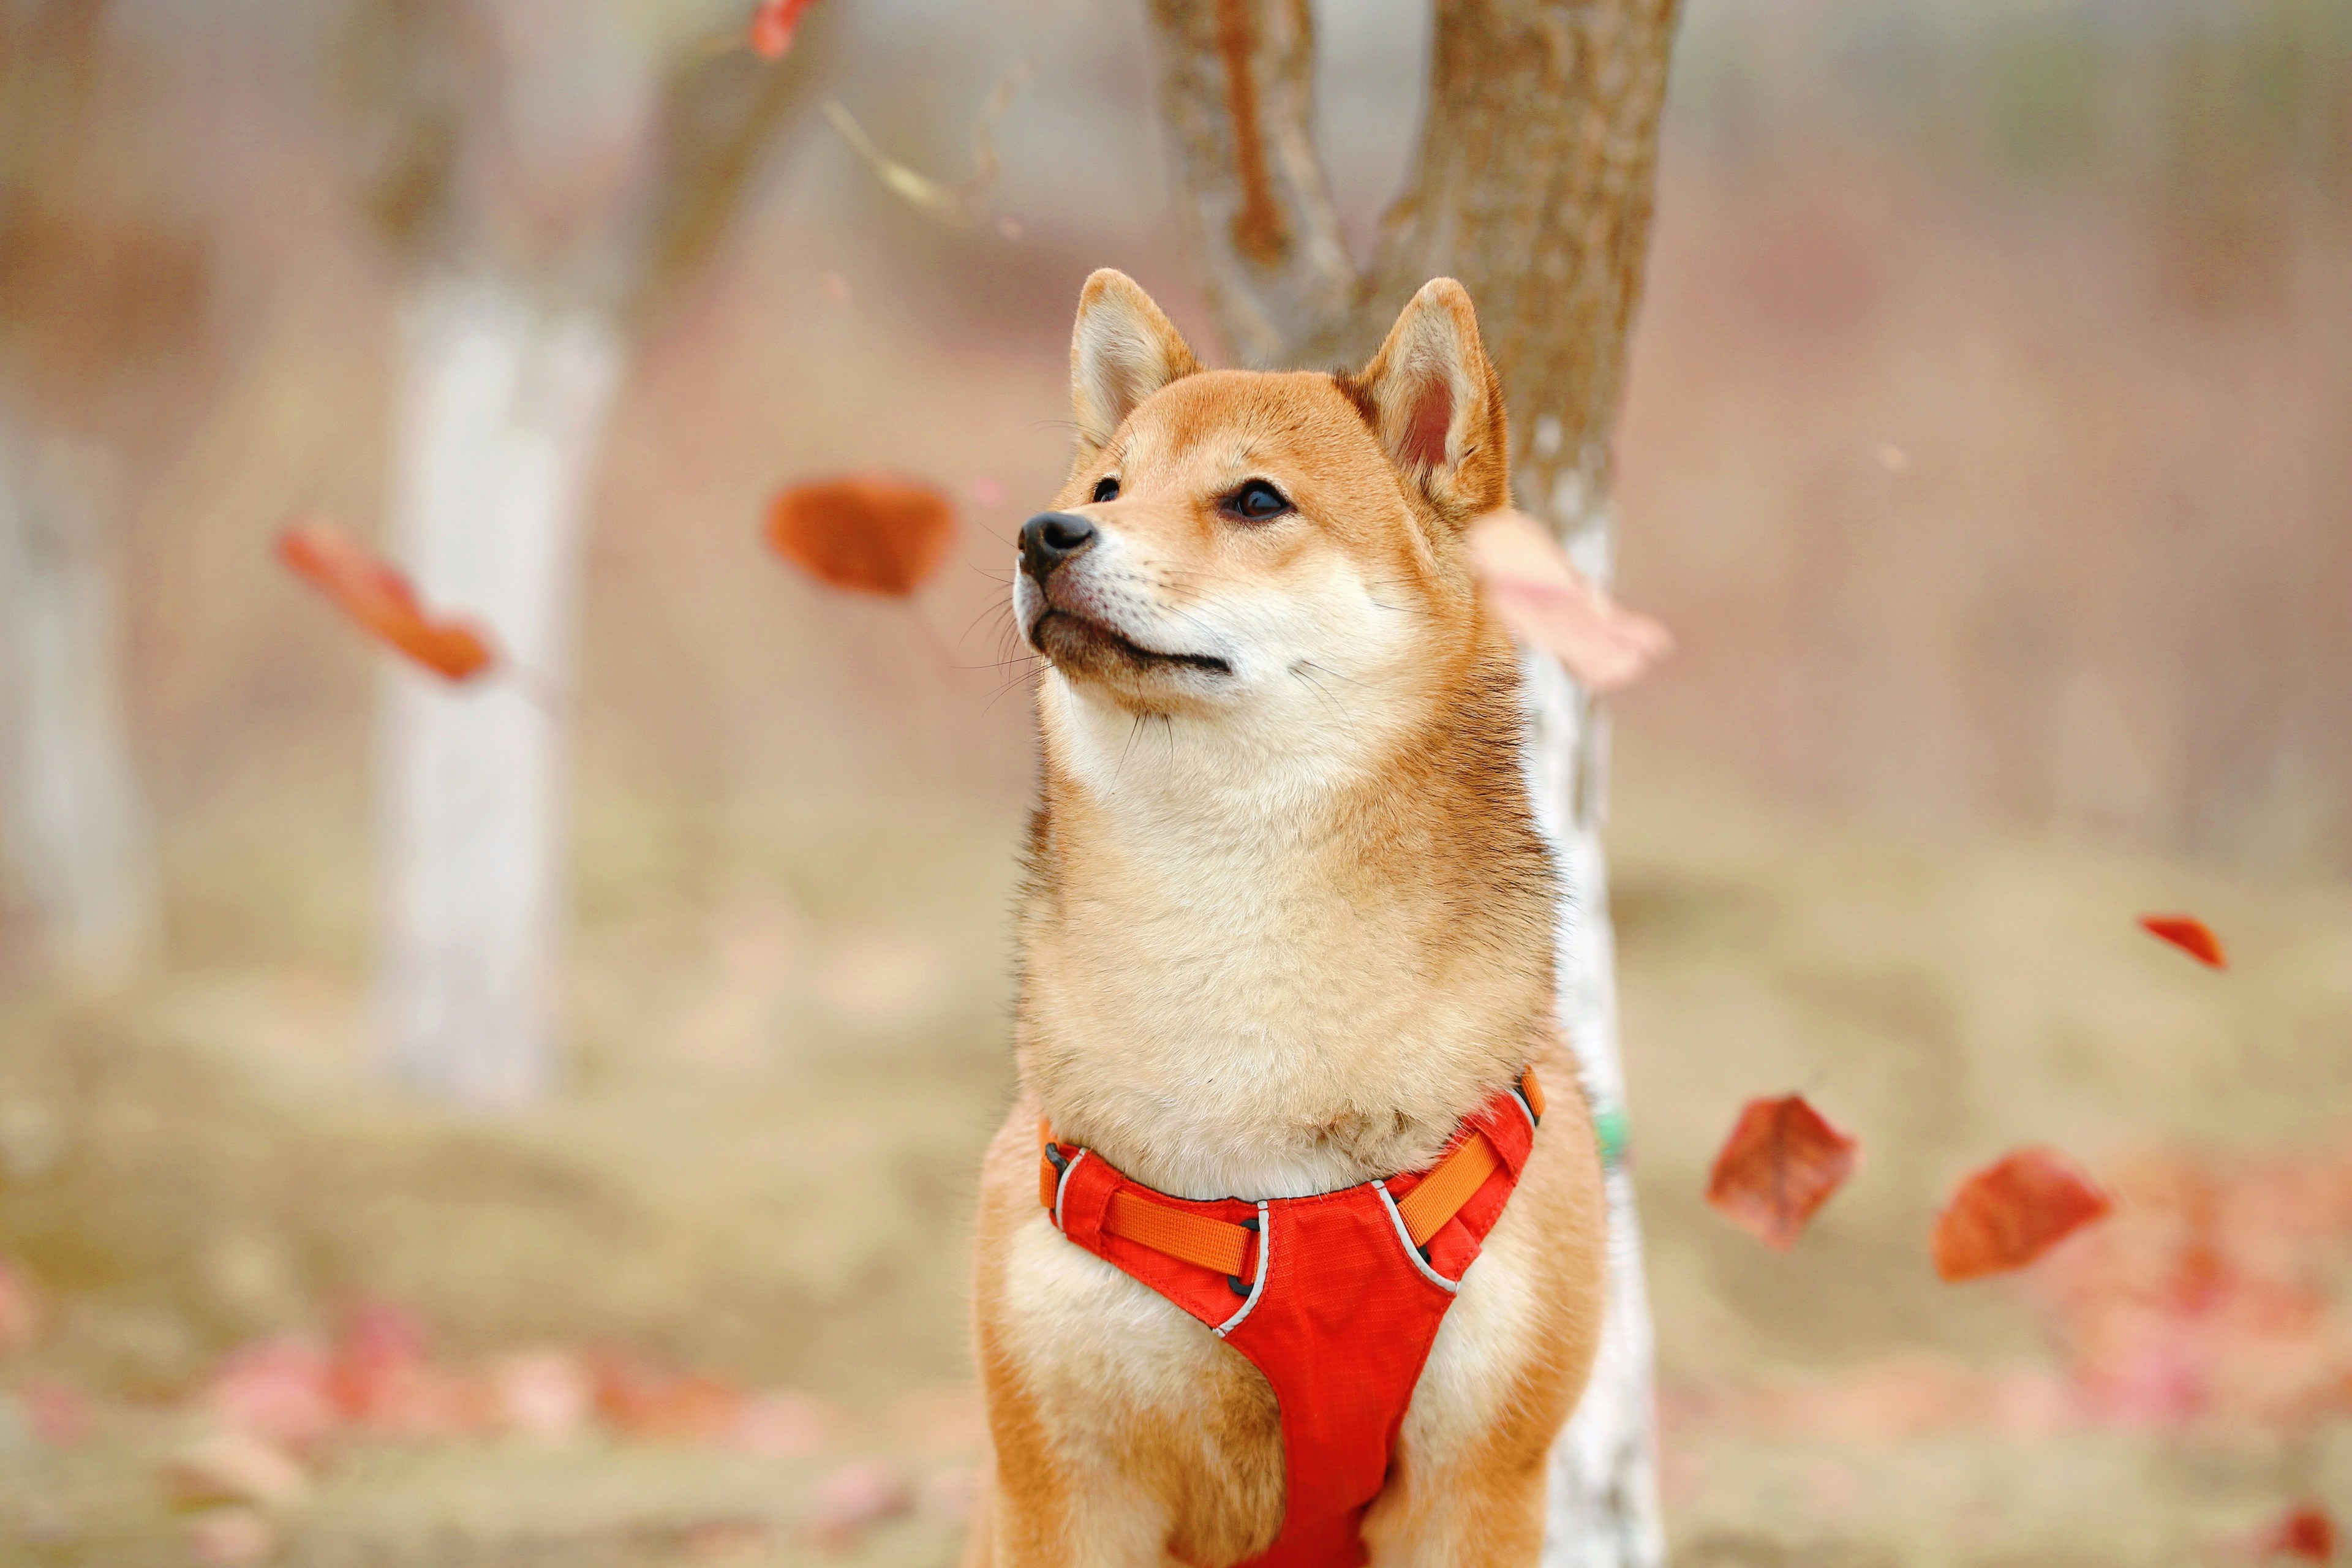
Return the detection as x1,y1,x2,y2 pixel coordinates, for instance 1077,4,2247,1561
1393,1068,1544,1248
1040,1118,1261,1281
1393,1132,1501,1247
1104,1191,1256,1279
1040,1068,1542,1273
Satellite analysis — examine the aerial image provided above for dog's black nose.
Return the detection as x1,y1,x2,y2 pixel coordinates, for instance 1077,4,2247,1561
1020,511,1098,582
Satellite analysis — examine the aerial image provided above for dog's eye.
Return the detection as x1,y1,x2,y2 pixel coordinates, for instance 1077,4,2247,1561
1223,480,1292,522
1091,476,1120,503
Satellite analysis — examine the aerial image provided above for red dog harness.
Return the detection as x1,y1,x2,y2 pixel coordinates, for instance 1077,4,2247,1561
1039,1070,1545,1567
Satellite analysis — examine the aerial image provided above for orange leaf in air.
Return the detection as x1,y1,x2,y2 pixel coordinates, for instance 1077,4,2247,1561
1934,1148,2114,1282
277,522,495,682
1705,1095,1860,1251
1465,510,1672,692
766,475,956,597
2263,1506,2339,1562
750,0,820,59
2139,913,2227,969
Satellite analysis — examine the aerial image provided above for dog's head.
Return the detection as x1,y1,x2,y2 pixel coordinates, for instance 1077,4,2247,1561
1016,270,1512,778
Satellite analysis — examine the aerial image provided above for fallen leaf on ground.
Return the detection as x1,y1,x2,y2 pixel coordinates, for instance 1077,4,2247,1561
593,1355,745,1442
1705,1095,1860,1250
206,1338,338,1449
731,1390,827,1457
809,1459,914,1551
1465,510,1673,692
186,1506,281,1567
0,1258,42,1354
277,521,495,681
2262,1505,2339,1561
2139,913,2227,969
21,1380,86,1444
487,1349,592,1442
767,476,956,597
162,1431,308,1510
750,0,819,58
1935,1147,2115,1281
328,1302,477,1435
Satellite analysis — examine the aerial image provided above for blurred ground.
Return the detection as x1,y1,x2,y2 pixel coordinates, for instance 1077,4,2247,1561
4,753,2350,1564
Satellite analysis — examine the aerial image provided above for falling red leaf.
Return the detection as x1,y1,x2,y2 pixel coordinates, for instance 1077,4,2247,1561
750,0,820,59
277,521,496,681
765,475,956,598
2263,1505,2339,1562
1465,510,1673,692
1934,1147,2116,1282
2139,914,2227,969
1705,1094,1861,1251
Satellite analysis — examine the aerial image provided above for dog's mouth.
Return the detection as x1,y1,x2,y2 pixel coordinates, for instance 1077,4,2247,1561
1029,608,1232,677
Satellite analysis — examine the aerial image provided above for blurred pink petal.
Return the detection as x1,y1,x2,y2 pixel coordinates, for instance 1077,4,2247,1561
22,1380,88,1445
1466,510,1673,692
809,1458,913,1551
731,1390,827,1457
186,1506,281,1567
488,1349,592,1442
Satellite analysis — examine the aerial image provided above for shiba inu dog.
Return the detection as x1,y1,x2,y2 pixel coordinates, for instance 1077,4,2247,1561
966,270,1606,1567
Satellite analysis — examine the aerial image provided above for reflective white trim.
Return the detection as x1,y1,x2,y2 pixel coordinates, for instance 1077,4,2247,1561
1213,1200,1273,1336
1374,1179,1461,1294
1509,1088,1539,1134
1053,1149,1088,1230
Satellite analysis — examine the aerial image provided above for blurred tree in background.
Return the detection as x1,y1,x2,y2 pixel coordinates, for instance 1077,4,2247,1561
337,0,833,1104
0,0,196,982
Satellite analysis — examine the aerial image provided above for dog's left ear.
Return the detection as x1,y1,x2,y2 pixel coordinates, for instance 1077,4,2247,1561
1347,279,1509,523
1069,269,1204,453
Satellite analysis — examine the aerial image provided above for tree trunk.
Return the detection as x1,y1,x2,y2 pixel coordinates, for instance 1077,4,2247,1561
1144,2,1681,1560
0,419,155,981
377,274,622,1106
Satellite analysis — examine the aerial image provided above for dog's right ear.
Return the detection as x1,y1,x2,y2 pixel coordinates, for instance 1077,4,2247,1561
1069,270,1202,453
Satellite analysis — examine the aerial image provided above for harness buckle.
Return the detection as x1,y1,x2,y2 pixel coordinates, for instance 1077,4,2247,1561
1227,1216,1261,1297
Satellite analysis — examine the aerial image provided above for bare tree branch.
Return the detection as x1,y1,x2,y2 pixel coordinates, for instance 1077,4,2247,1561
1145,0,1355,366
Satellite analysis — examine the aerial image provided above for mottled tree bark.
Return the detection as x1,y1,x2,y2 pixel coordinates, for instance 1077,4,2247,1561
1143,2,1682,1560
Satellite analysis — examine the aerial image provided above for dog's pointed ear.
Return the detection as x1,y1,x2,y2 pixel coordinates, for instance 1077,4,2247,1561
1346,279,1509,522
1070,269,1202,452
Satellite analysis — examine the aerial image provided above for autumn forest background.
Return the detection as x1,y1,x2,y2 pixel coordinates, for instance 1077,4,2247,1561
2,0,2351,1563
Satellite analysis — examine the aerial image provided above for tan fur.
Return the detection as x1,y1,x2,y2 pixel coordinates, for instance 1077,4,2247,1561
969,271,1607,1567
